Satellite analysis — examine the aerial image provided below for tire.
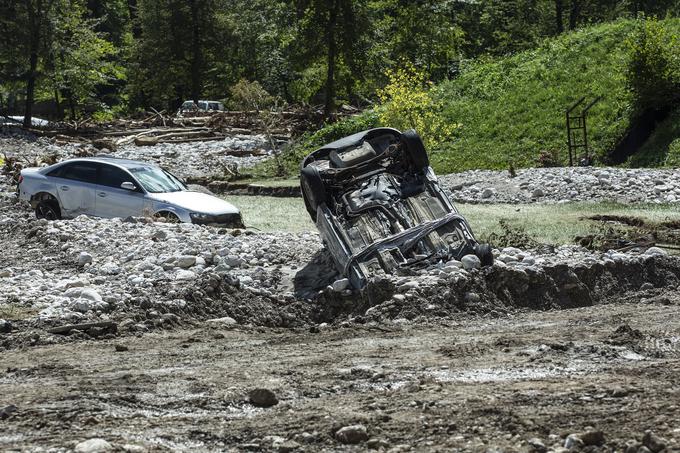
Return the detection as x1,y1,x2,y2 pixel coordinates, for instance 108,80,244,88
300,166,327,220
154,211,180,223
474,243,494,267
401,129,429,169
35,200,61,220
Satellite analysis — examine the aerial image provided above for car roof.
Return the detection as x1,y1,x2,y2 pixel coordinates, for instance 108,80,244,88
61,157,159,170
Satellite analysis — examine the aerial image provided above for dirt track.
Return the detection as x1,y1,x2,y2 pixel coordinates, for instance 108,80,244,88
2,294,680,452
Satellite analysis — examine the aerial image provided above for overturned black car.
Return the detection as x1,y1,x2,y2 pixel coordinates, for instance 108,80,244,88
300,128,493,288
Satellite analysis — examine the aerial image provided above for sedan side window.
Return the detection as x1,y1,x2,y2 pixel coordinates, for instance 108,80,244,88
99,164,138,190
59,162,98,184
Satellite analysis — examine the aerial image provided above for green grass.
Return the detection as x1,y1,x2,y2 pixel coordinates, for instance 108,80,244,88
626,107,680,167
253,18,680,178
0,303,39,321
229,195,680,246
459,202,680,245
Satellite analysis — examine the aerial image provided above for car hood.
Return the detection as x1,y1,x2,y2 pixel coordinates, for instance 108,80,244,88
148,191,239,214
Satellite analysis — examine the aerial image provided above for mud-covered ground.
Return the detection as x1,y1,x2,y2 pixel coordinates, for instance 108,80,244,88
2,298,680,452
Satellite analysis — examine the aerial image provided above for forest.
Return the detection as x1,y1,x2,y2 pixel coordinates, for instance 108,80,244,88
1,0,679,129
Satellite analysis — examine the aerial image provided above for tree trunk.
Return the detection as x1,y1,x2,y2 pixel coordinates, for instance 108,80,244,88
568,0,582,30
127,0,141,38
324,0,338,119
555,0,564,34
24,0,43,128
189,0,202,103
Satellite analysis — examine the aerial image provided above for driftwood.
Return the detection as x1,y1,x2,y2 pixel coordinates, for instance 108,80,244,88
47,321,118,335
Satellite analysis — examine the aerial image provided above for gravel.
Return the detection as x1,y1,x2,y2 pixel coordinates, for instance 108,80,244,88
440,167,680,204
1,133,272,182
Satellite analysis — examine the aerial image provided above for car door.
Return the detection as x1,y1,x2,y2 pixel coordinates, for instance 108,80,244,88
49,161,98,217
94,163,146,219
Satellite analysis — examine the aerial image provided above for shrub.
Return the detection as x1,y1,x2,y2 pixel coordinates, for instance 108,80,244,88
626,18,680,113
664,139,680,167
229,79,275,111
377,63,458,151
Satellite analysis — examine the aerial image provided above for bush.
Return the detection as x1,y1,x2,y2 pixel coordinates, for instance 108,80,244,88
229,79,275,111
664,140,680,167
626,18,680,113
377,63,458,151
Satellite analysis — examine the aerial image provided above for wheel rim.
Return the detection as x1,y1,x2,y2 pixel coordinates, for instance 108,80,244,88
37,205,57,220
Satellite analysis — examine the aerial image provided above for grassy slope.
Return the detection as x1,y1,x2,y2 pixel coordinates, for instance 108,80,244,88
253,18,680,178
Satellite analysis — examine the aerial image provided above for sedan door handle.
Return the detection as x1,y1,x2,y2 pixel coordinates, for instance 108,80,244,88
60,186,69,191
97,192,107,198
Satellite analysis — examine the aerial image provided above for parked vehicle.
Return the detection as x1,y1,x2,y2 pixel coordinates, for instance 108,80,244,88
178,100,225,114
18,157,244,227
300,128,493,288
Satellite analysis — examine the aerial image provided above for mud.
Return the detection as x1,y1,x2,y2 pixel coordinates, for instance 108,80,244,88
2,299,679,451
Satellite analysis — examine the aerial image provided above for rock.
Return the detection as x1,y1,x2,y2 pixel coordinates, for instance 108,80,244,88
77,251,93,266
481,188,494,199
74,438,113,452
0,319,12,334
644,247,667,257
461,254,481,270
115,344,128,352
531,188,545,198
207,316,237,326
175,270,196,281
64,287,103,303
151,230,168,240
580,429,605,446
0,404,17,420
276,440,300,452
564,434,584,449
335,425,369,444
176,255,197,268
332,278,350,292
249,388,278,407
527,438,547,453
642,431,666,453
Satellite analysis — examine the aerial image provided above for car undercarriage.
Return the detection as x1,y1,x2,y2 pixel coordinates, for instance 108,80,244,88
301,128,493,288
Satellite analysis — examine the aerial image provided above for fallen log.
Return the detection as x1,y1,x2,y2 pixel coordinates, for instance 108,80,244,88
47,321,118,335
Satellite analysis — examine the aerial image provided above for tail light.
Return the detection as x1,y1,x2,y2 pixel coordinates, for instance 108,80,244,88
18,175,23,184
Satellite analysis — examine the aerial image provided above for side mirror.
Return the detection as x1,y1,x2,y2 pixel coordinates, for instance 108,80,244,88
121,181,136,191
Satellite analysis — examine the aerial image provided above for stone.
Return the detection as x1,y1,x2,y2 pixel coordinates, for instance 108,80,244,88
176,255,197,268
0,269,11,278
335,425,369,444
461,254,481,270
531,188,545,198
207,316,237,325
276,440,300,452
644,247,667,257
64,287,103,303
0,319,12,334
564,434,584,449
642,431,666,453
332,278,350,292
0,404,17,420
580,430,605,446
249,388,278,407
175,270,196,281
77,252,93,266
481,188,494,199
115,344,128,352
151,230,168,240
74,438,113,452
527,438,547,453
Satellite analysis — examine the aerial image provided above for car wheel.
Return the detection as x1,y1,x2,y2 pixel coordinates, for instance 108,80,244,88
300,166,327,220
35,200,61,220
154,211,181,223
474,243,494,267
401,129,429,170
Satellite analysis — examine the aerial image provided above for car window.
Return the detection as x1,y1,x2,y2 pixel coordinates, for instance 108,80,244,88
198,102,208,110
57,162,98,184
209,102,219,110
47,165,66,178
129,166,185,193
99,164,137,190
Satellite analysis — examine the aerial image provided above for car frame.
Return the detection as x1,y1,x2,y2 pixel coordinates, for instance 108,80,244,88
17,157,244,228
300,128,493,288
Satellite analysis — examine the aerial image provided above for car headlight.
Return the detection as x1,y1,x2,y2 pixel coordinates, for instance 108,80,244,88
190,212,212,221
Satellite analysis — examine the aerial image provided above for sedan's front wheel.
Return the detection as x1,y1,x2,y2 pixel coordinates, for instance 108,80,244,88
35,201,61,221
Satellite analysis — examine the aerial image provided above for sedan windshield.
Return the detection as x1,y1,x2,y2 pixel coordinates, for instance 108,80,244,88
129,167,185,193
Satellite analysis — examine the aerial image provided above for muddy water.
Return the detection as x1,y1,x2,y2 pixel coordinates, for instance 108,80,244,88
2,299,680,451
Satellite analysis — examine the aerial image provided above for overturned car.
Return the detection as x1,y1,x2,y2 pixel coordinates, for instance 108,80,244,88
300,128,493,288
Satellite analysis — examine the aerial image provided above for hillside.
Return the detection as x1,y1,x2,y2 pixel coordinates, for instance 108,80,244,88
258,18,680,177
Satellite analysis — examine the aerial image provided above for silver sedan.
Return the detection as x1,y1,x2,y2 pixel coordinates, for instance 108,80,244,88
17,157,243,227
